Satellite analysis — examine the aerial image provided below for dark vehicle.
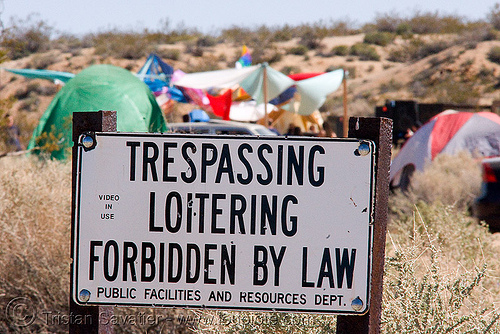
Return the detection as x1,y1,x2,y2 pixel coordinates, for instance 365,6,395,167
472,157,500,232
375,99,497,145
166,119,277,136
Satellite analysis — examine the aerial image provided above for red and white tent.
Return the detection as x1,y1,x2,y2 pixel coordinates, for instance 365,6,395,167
390,110,500,184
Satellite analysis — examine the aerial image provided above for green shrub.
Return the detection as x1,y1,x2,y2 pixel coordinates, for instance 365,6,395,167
388,38,452,63
92,31,150,59
396,22,413,36
19,93,40,112
54,34,83,51
186,43,204,57
387,48,409,63
379,79,402,94
158,48,181,61
488,46,500,64
349,43,380,61
408,12,466,34
371,13,402,32
363,31,395,46
220,26,253,44
271,25,294,42
330,45,349,56
196,36,218,47
432,77,481,104
298,26,325,50
30,53,57,69
414,40,451,59
252,45,282,64
288,45,309,56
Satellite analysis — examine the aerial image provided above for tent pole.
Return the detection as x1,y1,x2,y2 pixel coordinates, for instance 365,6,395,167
263,65,269,128
343,69,348,137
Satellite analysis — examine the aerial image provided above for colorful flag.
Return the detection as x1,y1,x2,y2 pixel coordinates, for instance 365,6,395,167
235,45,252,68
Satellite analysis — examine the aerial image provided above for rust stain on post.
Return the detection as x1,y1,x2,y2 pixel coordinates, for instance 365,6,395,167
336,117,392,334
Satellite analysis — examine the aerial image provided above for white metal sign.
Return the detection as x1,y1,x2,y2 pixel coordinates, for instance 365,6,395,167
73,133,375,314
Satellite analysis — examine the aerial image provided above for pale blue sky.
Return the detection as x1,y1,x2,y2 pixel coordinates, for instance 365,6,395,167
1,0,499,36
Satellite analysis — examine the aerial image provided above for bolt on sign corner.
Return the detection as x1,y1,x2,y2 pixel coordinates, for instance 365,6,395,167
72,133,376,314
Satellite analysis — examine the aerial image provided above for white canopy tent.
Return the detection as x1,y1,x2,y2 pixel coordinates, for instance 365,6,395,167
173,63,344,116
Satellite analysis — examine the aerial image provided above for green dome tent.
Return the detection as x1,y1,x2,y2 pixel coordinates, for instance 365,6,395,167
28,64,167,159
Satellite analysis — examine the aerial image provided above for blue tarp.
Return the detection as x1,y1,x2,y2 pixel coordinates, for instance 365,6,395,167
136,53,174,92
189,109,210,122
269,86,297,105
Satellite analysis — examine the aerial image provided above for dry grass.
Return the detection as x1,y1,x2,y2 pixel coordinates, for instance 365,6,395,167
0,156,71,333
390,152,482,214
383,211,500,333
384,153,500,333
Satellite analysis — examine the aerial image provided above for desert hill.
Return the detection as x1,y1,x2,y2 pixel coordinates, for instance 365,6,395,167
2,28,500,146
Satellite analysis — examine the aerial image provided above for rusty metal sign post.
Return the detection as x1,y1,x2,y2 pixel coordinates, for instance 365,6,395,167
336,117,392,334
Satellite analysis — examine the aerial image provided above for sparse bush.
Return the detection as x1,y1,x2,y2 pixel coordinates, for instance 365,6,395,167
433,77,481,104
488,46,500,64
196,35,218,47
371,14,402,33
158,48,181,61
330,45,349,56
271,25,294,42
92,31,150,59
13,87,30,100
396,22,413,36
186,43,204,57
1,14,53,60
13,82,56,101
391,152,482,214
0,98,17,151
488,3,500,30
19,93,40,112
379,79,402,94
187,55,221,72
252,45,282,64
288,45,309,56
478,66,495,83
364,31,395,46
457,23,498,47
350,43,380,61
389,38,452,63
51,33,85,53
387,48,409,63
30,53,58,69
220,26,254,44
414,40,452,59
298,26,325,50
407,12,467,34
